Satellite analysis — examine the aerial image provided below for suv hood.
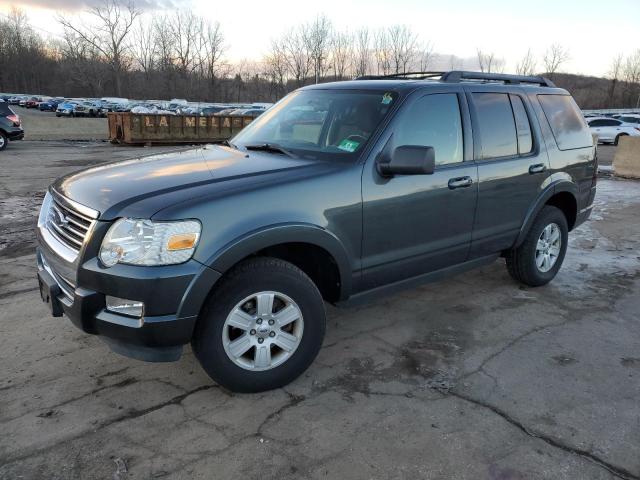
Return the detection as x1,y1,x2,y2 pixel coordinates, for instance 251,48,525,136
52,145,323,220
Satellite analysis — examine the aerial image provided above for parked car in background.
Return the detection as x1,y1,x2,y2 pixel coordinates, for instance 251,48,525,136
84,101,103,117
617,114,640,125
0,100,24,150
56,101,78,117
39,98,61,111
72,102,91,117
25,97,43,108
230,108,265,117
200,106,229,116
587,117,640,144
8,96,22,105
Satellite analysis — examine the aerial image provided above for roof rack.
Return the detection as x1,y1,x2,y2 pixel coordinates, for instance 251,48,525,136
356,71,447,81
356,70,556,88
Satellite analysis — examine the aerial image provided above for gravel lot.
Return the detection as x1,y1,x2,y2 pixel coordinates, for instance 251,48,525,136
16,107,108,141
1,140,639,480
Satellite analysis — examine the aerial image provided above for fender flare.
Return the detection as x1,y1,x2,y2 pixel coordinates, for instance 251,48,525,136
514,180,578,248
203,223,353,300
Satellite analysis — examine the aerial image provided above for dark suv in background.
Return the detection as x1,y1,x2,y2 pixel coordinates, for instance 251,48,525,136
0,100,24,150
36,71,597,392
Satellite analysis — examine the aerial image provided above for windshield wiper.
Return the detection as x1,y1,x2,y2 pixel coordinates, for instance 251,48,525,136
244,143,297,159
220,139,237,149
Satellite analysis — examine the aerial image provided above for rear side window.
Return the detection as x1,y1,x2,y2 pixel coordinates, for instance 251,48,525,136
472,93,518,159
510,95,533,155
538,95,592,150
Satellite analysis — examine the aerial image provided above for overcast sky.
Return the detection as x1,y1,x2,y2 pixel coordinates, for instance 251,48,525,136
1,0,638,77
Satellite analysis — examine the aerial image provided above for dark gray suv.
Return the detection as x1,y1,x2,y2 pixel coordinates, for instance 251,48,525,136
36,71,597,392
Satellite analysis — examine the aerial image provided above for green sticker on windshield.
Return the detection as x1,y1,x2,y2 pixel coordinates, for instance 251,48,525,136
338,139,360,152
382,93,393,105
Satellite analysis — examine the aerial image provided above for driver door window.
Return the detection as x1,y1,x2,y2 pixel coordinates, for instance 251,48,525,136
393,93,464,166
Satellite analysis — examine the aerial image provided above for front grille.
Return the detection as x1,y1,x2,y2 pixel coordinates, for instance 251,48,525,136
46,195,94,252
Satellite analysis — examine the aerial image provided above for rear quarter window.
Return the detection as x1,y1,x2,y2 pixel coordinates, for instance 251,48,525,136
537,95,592,150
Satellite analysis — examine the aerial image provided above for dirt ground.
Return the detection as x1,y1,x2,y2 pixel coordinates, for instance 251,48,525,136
1,140,639,480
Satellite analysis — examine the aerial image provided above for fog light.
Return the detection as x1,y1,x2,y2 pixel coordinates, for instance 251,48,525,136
106,296,144,318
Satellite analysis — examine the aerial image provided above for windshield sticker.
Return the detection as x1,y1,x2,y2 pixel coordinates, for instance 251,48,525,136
338,139,360,152
381,93,393,105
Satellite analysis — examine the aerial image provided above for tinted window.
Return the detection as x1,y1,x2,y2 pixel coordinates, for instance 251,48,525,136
510,95,533,155
620,116,640,124
538,95,592,150
588,119,606,127
394,93,463,165
604,119,621,126
473,93,518,159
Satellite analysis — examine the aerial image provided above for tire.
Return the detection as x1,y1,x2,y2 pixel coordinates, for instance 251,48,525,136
614,134,627,146
192,257,326,393
0,131,7,151
505,205,568,287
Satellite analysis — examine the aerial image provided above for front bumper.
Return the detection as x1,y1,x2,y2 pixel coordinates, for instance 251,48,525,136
36,242,221,362
7,130,24,141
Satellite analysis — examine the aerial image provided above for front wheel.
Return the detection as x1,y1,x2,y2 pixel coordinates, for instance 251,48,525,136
0,131,7,151
505,205,568,287
192,257,326,392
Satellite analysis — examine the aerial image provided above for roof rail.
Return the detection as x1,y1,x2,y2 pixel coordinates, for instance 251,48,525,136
356,71,446,80
355,70,556,87
441,71,556,87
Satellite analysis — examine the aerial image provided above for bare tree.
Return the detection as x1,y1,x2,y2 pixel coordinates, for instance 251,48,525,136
388,25,418,74
477,49,500,73
58,0,140,96
622,50,640,108
132,17,155,78
279,28,311,87
607,54,624,105
265,39,289,99
200,20,226,99
330,30,353,79
303,15,332,83
166,11,202,79
417,41,435,72
373,29,392,75
543,44,570,76
515,49,536,76
353,28,370,78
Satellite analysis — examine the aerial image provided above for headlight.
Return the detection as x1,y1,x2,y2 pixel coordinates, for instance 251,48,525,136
38,192,53,228
99,218,201,267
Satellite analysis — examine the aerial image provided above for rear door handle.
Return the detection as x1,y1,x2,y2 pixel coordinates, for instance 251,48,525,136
529,163,546,174
448,176,473,189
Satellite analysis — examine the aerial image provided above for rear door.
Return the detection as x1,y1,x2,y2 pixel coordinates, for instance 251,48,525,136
467,87,550,257
360,88,477,291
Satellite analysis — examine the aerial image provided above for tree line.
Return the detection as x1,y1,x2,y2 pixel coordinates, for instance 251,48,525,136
0,1,639,109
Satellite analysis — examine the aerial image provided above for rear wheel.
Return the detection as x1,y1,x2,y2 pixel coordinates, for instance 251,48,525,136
0,131,7,151
614,133,627,146
192,257,326,392
505,206,568,286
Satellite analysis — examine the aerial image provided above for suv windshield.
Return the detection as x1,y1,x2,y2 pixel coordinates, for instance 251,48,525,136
232,89,398,161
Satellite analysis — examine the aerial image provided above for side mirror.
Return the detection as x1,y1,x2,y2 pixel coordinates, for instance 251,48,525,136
377,145,435,177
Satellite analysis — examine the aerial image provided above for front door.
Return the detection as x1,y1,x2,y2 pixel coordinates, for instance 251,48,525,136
360,90,478,291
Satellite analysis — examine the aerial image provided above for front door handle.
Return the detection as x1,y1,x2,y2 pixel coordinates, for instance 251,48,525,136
448,176,473,189
529,163,546,174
